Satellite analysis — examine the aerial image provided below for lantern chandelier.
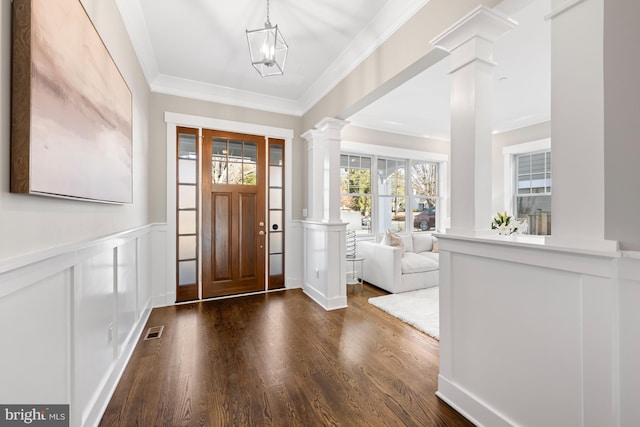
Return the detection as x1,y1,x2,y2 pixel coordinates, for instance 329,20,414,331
246,0,288,77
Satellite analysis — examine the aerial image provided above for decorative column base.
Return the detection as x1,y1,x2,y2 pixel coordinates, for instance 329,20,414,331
301,220,347,311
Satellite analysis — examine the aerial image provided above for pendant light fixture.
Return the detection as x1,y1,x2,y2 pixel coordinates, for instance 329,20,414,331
246,0,288,77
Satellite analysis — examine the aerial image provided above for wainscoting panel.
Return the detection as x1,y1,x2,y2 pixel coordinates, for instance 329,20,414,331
0,269,71,404
619,256,640,427
437,235,640,427
0,224,166,427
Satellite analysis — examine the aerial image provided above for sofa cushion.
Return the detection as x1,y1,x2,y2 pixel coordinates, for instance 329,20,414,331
412,233,433,253
419,251,439,263
401,252,439,274
400,233,414,253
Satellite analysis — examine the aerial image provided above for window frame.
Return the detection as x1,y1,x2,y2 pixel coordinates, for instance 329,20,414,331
340,141,448,236
503,138,552,235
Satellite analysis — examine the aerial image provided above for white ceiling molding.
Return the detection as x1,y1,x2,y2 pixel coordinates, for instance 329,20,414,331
114,0,159,84
115,0,428,117
297,0,429,114
152,74,303,116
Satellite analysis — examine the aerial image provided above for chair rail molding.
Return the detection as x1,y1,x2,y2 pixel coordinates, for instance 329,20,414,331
0,223,166,427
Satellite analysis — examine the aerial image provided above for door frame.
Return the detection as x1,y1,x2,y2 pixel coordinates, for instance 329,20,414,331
164,112,294,305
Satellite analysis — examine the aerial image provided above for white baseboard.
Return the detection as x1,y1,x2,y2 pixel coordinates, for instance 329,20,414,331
83,306,151,427
437,374,518,427
302,282,348,311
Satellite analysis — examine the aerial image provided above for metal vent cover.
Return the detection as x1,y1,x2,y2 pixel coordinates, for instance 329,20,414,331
144,325,164,340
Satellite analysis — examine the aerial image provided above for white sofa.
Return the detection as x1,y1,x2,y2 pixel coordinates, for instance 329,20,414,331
357,233,439,293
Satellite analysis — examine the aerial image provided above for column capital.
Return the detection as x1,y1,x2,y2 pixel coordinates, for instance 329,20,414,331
300,128,322,144
431,6,516,66
315,117,349,140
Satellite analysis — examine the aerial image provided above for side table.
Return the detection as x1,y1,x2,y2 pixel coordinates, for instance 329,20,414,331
345,256,364,294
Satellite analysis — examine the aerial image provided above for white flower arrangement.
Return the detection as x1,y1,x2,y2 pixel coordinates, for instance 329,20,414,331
491,211,527,235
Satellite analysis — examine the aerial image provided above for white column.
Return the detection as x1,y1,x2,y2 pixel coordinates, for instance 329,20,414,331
302,129,324,221
546,0,617,252
300,118,349,311
431,6,516,235
316,118,346,223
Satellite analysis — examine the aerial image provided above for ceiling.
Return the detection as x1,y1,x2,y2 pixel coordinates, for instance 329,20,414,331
116,0,550,140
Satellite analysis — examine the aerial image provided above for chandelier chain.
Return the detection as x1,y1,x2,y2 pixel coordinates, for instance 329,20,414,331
266,0,270,25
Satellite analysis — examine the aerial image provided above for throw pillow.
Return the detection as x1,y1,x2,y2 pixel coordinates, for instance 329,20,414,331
385,230,405,254
432,238,439,253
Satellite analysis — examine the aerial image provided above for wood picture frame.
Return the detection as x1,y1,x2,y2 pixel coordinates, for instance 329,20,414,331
11,0,133,203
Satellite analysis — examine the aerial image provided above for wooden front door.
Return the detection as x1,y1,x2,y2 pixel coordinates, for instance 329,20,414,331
202,130,266,298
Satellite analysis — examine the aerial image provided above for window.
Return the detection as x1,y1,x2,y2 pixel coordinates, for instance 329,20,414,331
340,154,372,235
515,151,551,235
378,158,406,232
410,161,438,232
340,152,440,235
211,138,257,185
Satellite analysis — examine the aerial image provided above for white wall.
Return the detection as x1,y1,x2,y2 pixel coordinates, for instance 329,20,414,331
603,0,640,251
0,225,163,427
491,121,551,214
0,0,150,260
1,2,156,426
147,93,304,223
437,235,640,426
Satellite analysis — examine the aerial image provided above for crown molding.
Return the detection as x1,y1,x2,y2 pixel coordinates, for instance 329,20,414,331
114,0,159,84
151,75,303,116
116,0,428,117
297,0,429,114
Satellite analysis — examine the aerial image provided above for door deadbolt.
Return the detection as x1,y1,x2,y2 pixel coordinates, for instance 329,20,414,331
258,230,265,235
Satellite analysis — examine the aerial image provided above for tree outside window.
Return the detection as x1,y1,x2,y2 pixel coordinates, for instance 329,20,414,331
411,161,438,232
378,159,406,233
340,155,371,234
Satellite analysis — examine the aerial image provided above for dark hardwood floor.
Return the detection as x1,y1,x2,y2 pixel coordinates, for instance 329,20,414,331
100,284,472,427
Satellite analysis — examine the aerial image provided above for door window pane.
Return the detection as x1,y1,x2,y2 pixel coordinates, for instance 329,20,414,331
179,210,196,234
270,210,282,231
270,254,283,276
270,166,282,188
178,159,196,184
178,134,197,159
270,144,283,165
178,235,197,260
178,260,196,285
269,189,282,209
270,232,283,253
178,185,196,209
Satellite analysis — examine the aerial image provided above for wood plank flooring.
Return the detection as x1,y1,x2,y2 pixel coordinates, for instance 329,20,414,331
100,285,472,426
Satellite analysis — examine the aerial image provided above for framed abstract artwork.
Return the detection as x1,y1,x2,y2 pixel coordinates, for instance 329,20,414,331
11,0,133,203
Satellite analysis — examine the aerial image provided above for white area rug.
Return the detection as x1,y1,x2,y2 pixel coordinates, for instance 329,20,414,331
368,287,439,340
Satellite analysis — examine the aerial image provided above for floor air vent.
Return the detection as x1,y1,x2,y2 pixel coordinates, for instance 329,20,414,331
144,325,164,340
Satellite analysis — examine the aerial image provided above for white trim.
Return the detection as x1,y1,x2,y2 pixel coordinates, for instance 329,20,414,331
502,138,551,155
0,225,160,427
341,140,448,162
153,75,303,116
165,112,294,140
297,0,429,114
113,0,159,84
117,0,427,117
502,138,551,217
165,112,295,302
340,140,448,233
0,224,158,281
545,0,589,21
83,306,151,427
437,376,515,427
